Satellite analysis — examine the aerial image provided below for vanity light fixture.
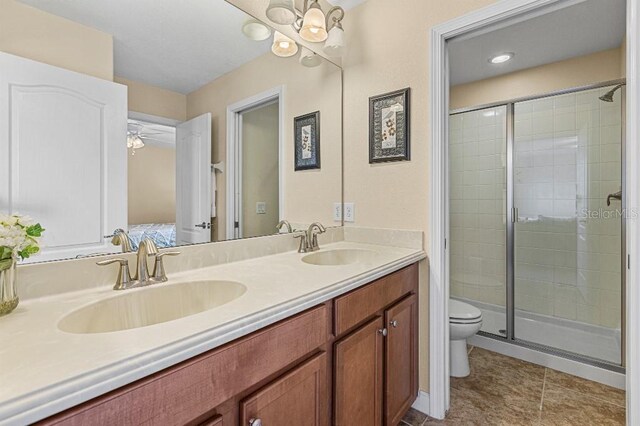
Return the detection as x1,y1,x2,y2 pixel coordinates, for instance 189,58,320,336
272,31,298,57
323,16,345,57
489,52,514,64
300,1,327,42
266,0,297,25
264,0,346,57
299,47,322,67
242,19,272,41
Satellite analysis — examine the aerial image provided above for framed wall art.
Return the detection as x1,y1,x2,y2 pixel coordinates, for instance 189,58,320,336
369,88,410,163
294,111,321,170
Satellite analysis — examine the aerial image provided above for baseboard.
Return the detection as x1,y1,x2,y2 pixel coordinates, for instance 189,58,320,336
411,390,430,415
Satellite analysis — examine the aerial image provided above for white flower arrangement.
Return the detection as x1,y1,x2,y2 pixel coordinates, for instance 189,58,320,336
0,214,45,269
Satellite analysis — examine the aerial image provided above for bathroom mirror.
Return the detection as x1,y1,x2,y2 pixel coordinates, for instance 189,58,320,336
0,0,342,263
447,0,626,367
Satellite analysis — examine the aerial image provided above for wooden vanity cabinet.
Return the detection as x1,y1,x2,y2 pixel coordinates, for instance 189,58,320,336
40,306,329,426
333,264,419,426
40,263,419,426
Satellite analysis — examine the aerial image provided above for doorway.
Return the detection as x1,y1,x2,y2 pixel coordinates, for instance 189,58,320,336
127,111,212,248
226,87,284,240
449,82,625,368
238,101,280,238
428,0,639,421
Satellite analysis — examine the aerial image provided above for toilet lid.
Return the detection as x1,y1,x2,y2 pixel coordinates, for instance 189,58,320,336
449,299,482,320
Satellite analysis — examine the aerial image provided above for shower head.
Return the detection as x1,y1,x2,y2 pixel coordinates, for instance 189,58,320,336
599,83,625,102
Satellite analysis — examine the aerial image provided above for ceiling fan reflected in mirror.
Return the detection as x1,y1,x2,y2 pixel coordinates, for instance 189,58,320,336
126,121,171,155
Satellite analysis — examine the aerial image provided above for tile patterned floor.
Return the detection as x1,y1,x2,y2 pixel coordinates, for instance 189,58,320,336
400,346,625,426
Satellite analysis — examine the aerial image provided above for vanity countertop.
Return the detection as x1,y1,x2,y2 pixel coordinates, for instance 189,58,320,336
0,240,426,425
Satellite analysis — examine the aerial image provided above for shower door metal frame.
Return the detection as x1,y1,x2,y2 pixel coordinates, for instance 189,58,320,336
450,78,627,372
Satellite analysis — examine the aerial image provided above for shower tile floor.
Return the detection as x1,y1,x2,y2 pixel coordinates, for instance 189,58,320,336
400,347,625,426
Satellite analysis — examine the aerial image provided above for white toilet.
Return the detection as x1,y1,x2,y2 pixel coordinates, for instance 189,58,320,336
449,299,482,377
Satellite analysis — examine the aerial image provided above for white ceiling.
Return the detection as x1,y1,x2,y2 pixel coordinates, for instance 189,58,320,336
18,0,272,94
448,0,626,86
330,0,368,10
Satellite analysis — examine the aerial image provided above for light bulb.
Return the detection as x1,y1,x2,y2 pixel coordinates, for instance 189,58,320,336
272,31,298,57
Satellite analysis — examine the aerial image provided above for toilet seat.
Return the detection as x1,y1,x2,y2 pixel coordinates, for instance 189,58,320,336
449,299,483,378
450,317,482,325
449,299,482,324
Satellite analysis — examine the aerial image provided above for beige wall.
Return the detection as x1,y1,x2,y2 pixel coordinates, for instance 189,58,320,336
242,102,280,238
187,52,341,241
115,76,187,122
128,145,176,225
0,0,113,80
450,47,625,110
337,0,499,392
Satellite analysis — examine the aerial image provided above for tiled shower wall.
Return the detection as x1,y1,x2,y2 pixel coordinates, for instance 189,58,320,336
449,86,622,331
449,106,507,308
513,87,622,329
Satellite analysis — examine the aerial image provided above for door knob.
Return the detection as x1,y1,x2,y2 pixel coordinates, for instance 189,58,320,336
377,328,388,337
390,320,398,328
195,222,210,229
249,419,262,426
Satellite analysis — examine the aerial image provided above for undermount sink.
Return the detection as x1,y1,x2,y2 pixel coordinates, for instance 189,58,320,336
301,249,380,266
58,280,247,334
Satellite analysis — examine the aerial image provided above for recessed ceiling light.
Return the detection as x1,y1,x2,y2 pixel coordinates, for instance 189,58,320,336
489,53,514,64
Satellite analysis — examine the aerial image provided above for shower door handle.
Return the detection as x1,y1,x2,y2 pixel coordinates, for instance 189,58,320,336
511,207,519,223
607,190,622,206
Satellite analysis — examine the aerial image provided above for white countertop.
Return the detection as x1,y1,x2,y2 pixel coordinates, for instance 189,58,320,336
0,241,425,425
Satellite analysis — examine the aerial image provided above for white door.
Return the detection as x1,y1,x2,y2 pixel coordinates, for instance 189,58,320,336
176,113,212,245
0,52,127,262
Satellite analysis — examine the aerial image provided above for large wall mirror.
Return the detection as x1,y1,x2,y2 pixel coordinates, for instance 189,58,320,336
0,0,342,263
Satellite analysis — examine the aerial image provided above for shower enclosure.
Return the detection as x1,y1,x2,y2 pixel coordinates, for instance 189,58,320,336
449,81,625,369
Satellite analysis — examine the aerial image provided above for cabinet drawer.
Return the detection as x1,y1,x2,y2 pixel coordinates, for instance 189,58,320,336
240,352,328,426
334,264,418,336
41,305,327,426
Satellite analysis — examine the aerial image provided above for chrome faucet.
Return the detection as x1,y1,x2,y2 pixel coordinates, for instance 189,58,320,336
97,237,180,290
295,222,326,253
276,220,293,233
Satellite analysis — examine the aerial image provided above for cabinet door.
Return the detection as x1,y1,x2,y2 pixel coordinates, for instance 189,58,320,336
384,294,418,426
334,316,384,426
240,352,327,426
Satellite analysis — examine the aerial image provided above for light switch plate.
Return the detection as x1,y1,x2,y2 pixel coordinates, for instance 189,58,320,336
344,203,355,222
256,202,266,214
333,203,342,221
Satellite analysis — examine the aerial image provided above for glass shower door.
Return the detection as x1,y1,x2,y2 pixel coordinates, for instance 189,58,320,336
449,105,507,337
512,85,623,364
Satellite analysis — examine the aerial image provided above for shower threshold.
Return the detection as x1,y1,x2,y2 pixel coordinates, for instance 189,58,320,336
454,298,623,373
